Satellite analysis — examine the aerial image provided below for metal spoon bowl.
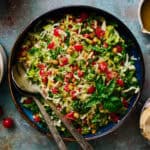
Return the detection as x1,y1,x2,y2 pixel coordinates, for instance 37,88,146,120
12,63,41,94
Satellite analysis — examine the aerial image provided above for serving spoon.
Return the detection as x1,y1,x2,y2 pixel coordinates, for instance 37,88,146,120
11,63,93,150
12,64,67,150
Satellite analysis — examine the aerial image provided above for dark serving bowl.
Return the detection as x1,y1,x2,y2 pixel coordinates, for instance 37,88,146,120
8,6,145,141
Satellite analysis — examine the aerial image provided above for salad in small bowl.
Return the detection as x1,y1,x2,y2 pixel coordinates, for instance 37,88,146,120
8,6,145,141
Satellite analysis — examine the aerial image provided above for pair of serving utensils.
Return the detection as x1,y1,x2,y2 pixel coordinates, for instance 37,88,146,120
11,63,93,150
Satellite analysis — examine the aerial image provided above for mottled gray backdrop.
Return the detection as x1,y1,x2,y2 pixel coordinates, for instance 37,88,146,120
0,0,150,150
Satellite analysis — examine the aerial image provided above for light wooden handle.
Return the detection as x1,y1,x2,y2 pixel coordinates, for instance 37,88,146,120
45,99,93,150
33,97,67,150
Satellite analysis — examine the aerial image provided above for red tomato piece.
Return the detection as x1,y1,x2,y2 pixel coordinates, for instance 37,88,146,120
47,71,52,76
80,12,88,21
76,18,83,23
99,61,108,72
106,71,118,81
65,72,74,79
116,78,124,87
83,33,90,38
87,86,96,94
76,12,88,23
23,98,33,104
56,104,62,111
92,61,96,65
2,117,14,128
74,44,83,52
70,90,77,100
95,27,105,38
106,71,113,81
51,87,59,94
122,98,128,108
77,70,84,77
116,45,123,53
110,113,119,123
64,77,69,83
64,84,71,92
70,65,79,72
37,63,45,69
42,76,48,84
39,69,45,76
48,41,55,49
103,42,108,48
60,57,68,66
65,112,75,120
33,115,41,122
54,28,60,37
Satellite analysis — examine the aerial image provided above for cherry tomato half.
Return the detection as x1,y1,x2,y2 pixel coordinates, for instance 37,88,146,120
2,117,14,128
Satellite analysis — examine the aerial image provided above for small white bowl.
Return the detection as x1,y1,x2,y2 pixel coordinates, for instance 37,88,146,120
138,0,150,34
0,45,7,84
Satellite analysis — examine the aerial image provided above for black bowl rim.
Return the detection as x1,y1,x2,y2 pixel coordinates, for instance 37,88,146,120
8,5,145,141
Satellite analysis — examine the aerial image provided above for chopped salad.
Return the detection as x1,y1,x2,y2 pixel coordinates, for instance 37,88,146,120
18,13,139,135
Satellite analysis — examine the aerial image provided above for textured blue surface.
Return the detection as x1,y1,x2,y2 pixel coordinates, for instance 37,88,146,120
0,0,150,150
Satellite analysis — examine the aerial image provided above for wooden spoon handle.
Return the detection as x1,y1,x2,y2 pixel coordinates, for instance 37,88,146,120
45,99,93,150
33,97,67,150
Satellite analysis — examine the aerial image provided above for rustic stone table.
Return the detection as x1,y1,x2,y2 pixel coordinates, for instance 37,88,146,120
0,0,150,149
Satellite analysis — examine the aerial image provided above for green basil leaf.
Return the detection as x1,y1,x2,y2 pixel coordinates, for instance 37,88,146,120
103,96,122,112
106,80,116,96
